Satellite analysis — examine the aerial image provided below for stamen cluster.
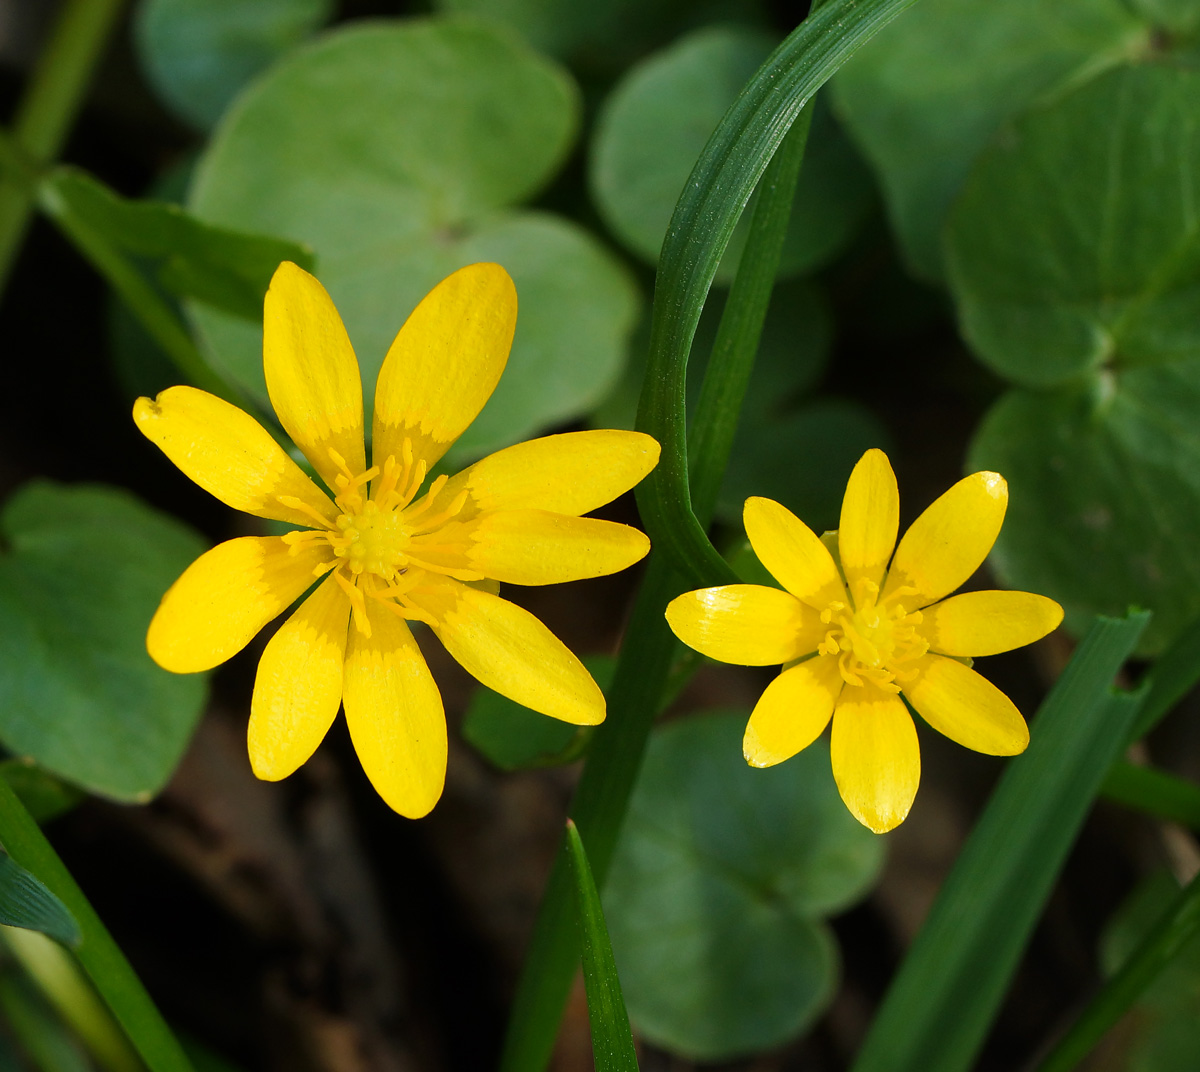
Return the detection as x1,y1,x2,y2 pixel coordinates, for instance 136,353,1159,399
816,578,928,693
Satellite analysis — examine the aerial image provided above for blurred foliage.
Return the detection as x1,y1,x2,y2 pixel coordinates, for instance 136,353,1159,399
604,712,883,1061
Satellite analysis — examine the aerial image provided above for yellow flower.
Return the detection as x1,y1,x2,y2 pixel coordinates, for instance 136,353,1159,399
134,261,659,818
665,449,1062,833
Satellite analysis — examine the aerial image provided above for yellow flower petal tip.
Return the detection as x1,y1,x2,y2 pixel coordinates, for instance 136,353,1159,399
671,448,1054,831
136,261,653,817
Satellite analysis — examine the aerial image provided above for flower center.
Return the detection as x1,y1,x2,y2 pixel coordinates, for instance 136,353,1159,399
277,437,477,638
817,578,927,692
337,501,411,579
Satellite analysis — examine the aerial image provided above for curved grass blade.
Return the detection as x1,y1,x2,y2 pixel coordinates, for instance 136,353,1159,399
565,820,640,1072
634,0,920,587
850,611,1150,1072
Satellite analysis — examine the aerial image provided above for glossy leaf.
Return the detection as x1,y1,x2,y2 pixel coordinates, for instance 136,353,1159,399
0,482,208,801
591,26,872,281
834,0,1148,279
946,63,1200,387
189,18,640,464
604,712,883,1061
135,0,332,131
566,821,639,1072
969,365,1200,655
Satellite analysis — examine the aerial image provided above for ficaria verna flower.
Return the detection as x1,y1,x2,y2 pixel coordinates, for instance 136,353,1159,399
135,261,659,818
665,449,1062,833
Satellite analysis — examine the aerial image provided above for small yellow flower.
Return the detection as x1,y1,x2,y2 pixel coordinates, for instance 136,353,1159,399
135,261,659,818
665,449,1062,833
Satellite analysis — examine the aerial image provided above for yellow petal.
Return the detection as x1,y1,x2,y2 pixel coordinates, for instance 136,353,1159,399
881,471,1007,609
147,536,329,673
743,654,843,767
263,262,366,491
903,655,1029,756
918,590,1063,657
342,598,446,819
830,686,920,833
408,579,604,725
133,387,337,528
373,263,516,475
665,585,824,666
460,511,649,585
248,575,349,781
743,497,846,609
421,430,661,523
839,449,899,600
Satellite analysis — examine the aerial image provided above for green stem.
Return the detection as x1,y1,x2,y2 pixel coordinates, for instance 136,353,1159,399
1035,867,1200,1072
499,556,680,1072
688,105,814,522
35,178,240,403
0,0,125,293
0,778,194,1072
1128,608,1200,742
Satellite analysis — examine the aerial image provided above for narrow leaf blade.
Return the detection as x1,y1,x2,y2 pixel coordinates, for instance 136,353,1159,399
565,820,639,1072
0,853,80,947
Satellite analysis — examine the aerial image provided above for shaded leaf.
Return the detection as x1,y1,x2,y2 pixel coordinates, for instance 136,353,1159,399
0,855,80,947
604,712,883,1061
0,763,83,825
0,483,209,801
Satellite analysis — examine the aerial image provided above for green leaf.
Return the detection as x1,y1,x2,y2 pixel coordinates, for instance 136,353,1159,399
717,398,891,530
0,971,92,1072
0,482,209,801
135,0,332,131
1131,0,1200,35
968,363,1200,655
435,0,768,68
833,0,1148,280
1103,762,1200,831
189,18,640,464
0,763,82,825
463,656,615,771
946,63,1200,387
591,26,873,282
38,167,315,322
604,712,883,1061
0,855,80,948
850,611,1149,1072
565,821,639,1072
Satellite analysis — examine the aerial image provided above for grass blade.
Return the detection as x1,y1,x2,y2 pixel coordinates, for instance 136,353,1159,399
565,820,640,1072
851,611,1150,1072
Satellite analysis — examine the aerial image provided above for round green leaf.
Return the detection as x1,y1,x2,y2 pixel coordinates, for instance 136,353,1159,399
135,0,332,131
833,0,1147,280
968,362,1200,655
604,712,884,1060
0,483,209,801
947,62,1200,387
189,19,639,459
590,26,873,283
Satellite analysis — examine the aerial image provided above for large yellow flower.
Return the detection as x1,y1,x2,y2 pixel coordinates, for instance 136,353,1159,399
665,449,1062,833
135,261,658,818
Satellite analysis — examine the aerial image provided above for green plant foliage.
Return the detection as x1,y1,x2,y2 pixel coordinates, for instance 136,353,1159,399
0,483,208,802
39,167,314,322
1096,871,1200,1071
957,62,1200,656
603,712,884,1061
565,821,640,1072
135,0,332,132
463,657,615,771
436,0,767,69
0,854,80,948
189,18,640,466
1132,0,1200,35
591,26,873,282
0,762,83,825
946,63,1200,388
833,0,1149,280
